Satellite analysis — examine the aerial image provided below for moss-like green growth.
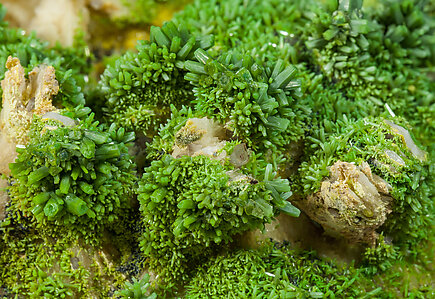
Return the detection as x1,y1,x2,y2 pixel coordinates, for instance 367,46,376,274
298,65,364,133
185,241,380,298
362,228,435,294
362,234,399,274
186,239,435,298
373,0,435,67
185,50,307,151
138,153,297,290
299,0,434,141
8,106,137,243
0,4,90,109
301,0,379,84
1,0,433,297
173,0,310,62
172,0,434,158
115,274,157,299
0,213,127,297
99,21,214,136
1,233,89,297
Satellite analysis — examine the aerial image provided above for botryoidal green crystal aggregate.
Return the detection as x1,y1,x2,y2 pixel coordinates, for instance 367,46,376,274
300,0,434,140
185,50,307,151
138,153,297,288
99,21,214,136
0,0,434,297
8,106,137,243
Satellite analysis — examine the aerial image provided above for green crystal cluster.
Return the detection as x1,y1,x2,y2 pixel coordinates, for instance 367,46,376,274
185,51,306,150
300,0,434,140
99,21,214,135
186,241,381,298
8,106,137,242
115,274,157,299
0,0,433,297
138,154,297,286
0,214,127,297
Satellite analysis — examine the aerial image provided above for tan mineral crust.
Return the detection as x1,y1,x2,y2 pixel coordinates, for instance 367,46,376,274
243,161,394,262
0,56,58,142
172,117,250,165
299,161,393,246
0,135,16,176
173,118,228,159
0,56,59,222
0,56,58,176
173,117,255,185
